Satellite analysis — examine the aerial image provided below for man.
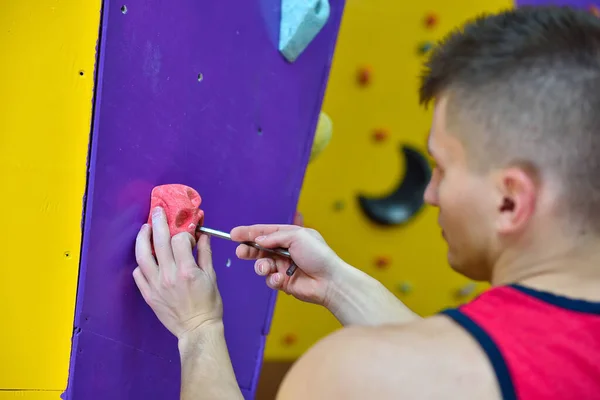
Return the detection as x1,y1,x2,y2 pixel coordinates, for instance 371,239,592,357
133,6,600,400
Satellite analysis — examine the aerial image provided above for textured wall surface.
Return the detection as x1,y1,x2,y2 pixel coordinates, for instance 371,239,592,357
65,0,344,398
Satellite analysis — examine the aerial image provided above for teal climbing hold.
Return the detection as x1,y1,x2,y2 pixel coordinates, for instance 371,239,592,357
279,0,330,62
418,41,434,55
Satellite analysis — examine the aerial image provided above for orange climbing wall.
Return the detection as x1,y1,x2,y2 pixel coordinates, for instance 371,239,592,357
264,0,513,359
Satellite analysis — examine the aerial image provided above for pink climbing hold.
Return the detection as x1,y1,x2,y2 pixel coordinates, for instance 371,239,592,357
147,184,205,241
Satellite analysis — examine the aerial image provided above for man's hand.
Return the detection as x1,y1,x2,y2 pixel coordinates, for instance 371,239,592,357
230,224,350,308
231,223,419,326
133,206,223,340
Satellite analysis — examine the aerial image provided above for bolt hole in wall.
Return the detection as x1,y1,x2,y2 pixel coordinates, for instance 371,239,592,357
121,5,128,14
79,70,85,76
197,73,204,82
257,127,263,136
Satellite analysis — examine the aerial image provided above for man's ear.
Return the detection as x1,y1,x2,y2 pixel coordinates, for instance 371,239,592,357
495,165,538,235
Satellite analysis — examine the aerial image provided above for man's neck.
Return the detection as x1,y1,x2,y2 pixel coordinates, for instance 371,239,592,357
491,234,600,302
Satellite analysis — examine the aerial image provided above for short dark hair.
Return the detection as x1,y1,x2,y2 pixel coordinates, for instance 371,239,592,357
420,6,600,233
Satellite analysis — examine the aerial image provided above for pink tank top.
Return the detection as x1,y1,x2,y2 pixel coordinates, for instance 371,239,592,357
440,284,600,400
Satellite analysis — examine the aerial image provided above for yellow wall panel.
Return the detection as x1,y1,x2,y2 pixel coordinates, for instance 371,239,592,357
0,0,101,390
0,392,62,399
265,0,513,359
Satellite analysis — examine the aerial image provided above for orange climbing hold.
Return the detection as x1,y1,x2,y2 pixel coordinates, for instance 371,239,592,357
356,66,372,86
372,128,389,142
282,333,297,346
374,256,391,269
147,184,205,241
424,13,438,28
590,5,600,17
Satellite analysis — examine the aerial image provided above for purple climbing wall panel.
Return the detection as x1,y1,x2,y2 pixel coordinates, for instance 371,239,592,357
65,0,344,398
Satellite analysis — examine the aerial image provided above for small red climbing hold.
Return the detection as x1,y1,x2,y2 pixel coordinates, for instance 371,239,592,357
374,256,391,269
282,333,297,346
357,66,372,86
372,128,389,142
590,5,600,17
424,13,438,28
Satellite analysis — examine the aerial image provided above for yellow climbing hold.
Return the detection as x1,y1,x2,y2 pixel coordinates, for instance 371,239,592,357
309,111,333,162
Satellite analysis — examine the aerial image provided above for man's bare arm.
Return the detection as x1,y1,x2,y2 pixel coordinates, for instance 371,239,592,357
276,316,502,400
325,262,421,326
231,224,420,327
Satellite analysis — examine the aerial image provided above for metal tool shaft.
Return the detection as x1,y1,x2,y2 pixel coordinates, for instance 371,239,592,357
197,226,291,259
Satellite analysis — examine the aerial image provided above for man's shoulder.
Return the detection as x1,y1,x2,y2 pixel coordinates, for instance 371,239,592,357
276,315,502,400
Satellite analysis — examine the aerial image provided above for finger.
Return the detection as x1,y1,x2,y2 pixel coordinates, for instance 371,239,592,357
273,256,293,275
135,224,158,283
133,266,152,305
171,232,197,272
254,229,299,250
230,224,298,243
196,234,215,274
235,243,281,260
151,207,175,268
255,258,277,276
266,272,284,290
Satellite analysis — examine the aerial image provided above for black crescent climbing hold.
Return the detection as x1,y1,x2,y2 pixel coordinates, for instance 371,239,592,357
357,144,432,226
